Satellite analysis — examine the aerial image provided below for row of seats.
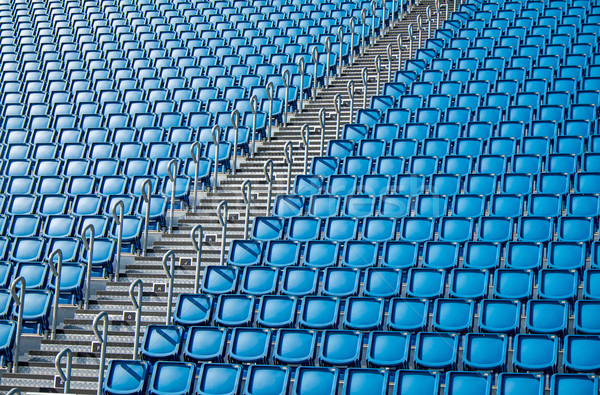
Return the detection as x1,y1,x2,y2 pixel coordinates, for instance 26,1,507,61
138,324,600,372
173,291,599,335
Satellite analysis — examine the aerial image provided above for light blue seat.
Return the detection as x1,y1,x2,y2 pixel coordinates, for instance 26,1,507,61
195,363,242,395
463,333,508,371
183,326,227,363
243,365,290,395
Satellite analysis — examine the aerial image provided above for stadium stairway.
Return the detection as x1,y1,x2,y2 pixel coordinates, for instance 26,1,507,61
0,0,442,392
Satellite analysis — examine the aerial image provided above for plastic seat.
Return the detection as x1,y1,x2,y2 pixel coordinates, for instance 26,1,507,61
415,195,448,218
103,360,149,395
272,195,304,218
263,241,300,268
399,217,434,242
548,242,586,271
550,374,599,395
299,296,339,329
321,267,359,297
240,266,278,296
452,195,485,218
319,330,362,367
341,368,388,395
422,242,459,269
227,240,261,267
517,217,553,243
148,361,195,395
438,217,473,243
558,217,594,242
526,300,569,335
463,242,501,270
500,174,533,195
323,217,357,241
140,325,183,362
528,194,561,217
256,295,297,328
228,327,271,364
564,335,600,373
288,217,320,241
273,329,316,365
479,299,521,334
432,298,475,333
243,365,290,395
567,194,600,217
393,370,440,395
183,326,227,363
343,195,376,218
387,298,429,332
497,373,544,395
292,367,339,395
513,334,559,372
494,269,534,300
406,268,445,299
463,333,508,371
464,174,496,196
302,240,338,268
414,332,458,370
539,269,578,301
308,195,340,218
381,241,418,269
363,268,401,298
478,217,513,243
366,331,410,368
343,297,384,331
195,363,242,395
214,295,254,327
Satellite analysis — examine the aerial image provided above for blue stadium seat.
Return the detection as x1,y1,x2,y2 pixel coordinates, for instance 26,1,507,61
319,330,362,367
341,368,388,395
273,328,317,365
432,298,475,333
343,297,384,330
493,269,534,300
140,325,183,362
195,363,242,395
214,295,255,327
550,374,599,395
564,335,600,372
393,370,440,395
103,360,149,395
387,298,429,332
479,299,521,334
281,267,319,296
513,334,559,373
243,365,290,395
574,300,600,334
463,333,508,371
497,373,544,395
321,267,360,297
183,326,227,363
229,327,271,364
445,372,492,395
366,331,410,368
414,332,458,370
292,367,339,395
148,361,195,395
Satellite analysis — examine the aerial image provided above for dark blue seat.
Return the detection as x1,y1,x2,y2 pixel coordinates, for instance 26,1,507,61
387,298,429,332
406,268,445,299
173,294,213,327
299,296,339,329
479,299,521,334
366,331,410,368
432,298,474,333
239,266,278,296
494,269,534,300
444,372,492,395
538,269,578,301
497,373,544,395
343,297,384,331
363,268,401,298
393,370,440,395
214,295,254,327
449,269,489,300
550,374,599,395
201,266,238,295
341,368,388,395
574,300,600,335
281,267,318,296
227,240,261,266
321,267,360,297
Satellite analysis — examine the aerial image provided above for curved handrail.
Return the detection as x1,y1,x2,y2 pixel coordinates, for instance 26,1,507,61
47,248,63,341
297,57,305,113
426,5,433,39
337,26,344,78
266,82,274,142
55,347,72,393
397,34,403,70
408,23,414,57
319,107,327,155
349,18,355,66
166,158,178,234
211,125,220,191
6,389,21,394
129,279,143,359
216,201,228,266
190,141,201,210
417,14,423,46
374,54,381,94
111,200,124,278
241,180,252,239
10,276,25,373
81,224,95,309
282,69,290,127
160,250,175,324
301,124,310,175
264,159,274,216
361,9,367,56
347,80,355,124
283,141,294,194
190,225,203,293
361,67,369,109
141,178,152,256
387,43,393,83
231,109,240,175
250,94,258,158
370,0,377,44
324,36,331,87
92,311,108,395
312,46,319,100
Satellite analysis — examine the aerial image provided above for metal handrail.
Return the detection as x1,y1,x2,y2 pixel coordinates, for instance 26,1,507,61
301,124,310,175
141,179,152,257
211,125,220,191
319,108,327,156
324,37,331,87
190,141,201,210
6,388,21,394
111,200,124,278
312,46,318,100
282,69,290,127
297,58,305,113
337,27,343,78
241,180,251,239
370,1,377,45
166,158,178,234
47,249,63,341
350,19,355,66
397,34,403,70
408,23,414,57
333,95,341,143
387,43,393,83
55,347,72,393
160,250,175,324
10,276,24,373
190,225,203,293
250,95,258,158
392,0,397,26
283,141,294,194
375,54,381,94
266,82,274,142
347,80,355,126
264,160,274,216
417,14,423,46
361,9,366,56
426,5,433,39
231,110,240,175
216,201,228,266
93,311,108,395
81,224,94,310
361,67,368,109
129,279,143,359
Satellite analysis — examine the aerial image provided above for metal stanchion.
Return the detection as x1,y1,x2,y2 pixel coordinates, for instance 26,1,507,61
266,82,274,142
375,55,381,94
241,180,251,239
312,46,318,100
301,124,310,175
264,160,274,216
10,277,24,373
160,250,175,324
190,142,201,209
190,226,202,293
166,159,178,234
82,224,94,309
347,80,355,126
284,141,294,194
297,58,305,113
362,67,369,108
112,200,124,279
250,95,258,158
333,95,341,143
387,44,393,83
129,279,143,359
47,249,63,341
231,110,240,174
141,179,151,256
397,34,403,70
211,125,220,191
93,311,108,395
337,27,343,78
283,70,290,127
216,201,228,266
55,348,72,393
325,37,331,87
361,10,366,56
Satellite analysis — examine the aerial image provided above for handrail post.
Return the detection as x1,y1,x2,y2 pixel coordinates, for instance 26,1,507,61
129,279,143,359
361,10,366,56
361,67,368,109
166,159,178,234
81,224,95,310
111,200,124,278
347,80,355,126
301,124,310,175
392,0,396,26
283,142,294,195
349,19,355,66
408,24,414,57
282,70,290,127
264,160,274,216
312,46,318,100
397,34,403,70
319,107,327,156
324,37,331,87
231,110,240,175
241,180,251,239
250,95,258,158
160,251,175,324
10,276,25,374
337,27,343,78
333,96,341,143
141,179,151,256
266,82,274,142
190,226,203,293
216,201,228,266
211,125,221,191
190,142,201,210
55,347,72,394
426,5,433,39
93,311,108,395
436,0,441,30
47,249,63,341
417,15,423,47
371,1,376,45
375,55,381,94
297,58,305,114
387,44,393,83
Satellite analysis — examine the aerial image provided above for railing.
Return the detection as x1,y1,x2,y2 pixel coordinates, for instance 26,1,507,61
160,250,175,325
93,311,108,395
166,159,178,234
297,58,305,114
325,37,331,87
211,124,221,191
81,224,94,310
283,141,294,194
129,279,143,359
387,43,393,82
397,34,403,70
231,110,240,175
266,82,274,142
47,249,63,341
190,141,202,210
282,70,290,127
312,46,319,100
333,96,341,144
362,67,369,109
216,201,228,266
190,225,203,294
347,80,355,128
55,347,72,394
375,55,381,94
301,124,310,175
264,160,274,216
250,95,259,157
111,200,124,279
337,27,344,77
241,180,252,239
141,179,152,257
9,276,24,373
